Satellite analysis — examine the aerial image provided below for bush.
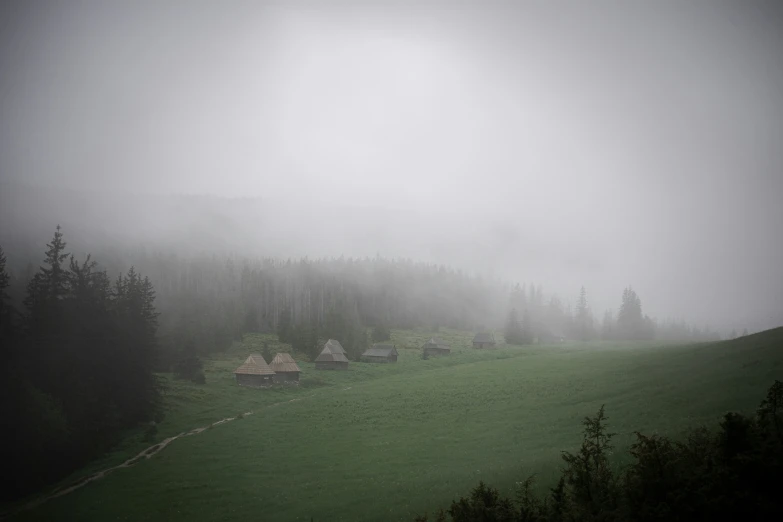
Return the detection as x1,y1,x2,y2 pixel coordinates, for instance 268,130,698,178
173,352,205,384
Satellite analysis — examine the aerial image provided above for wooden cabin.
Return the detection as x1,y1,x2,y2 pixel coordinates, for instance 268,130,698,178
234,354,276,387
269,352,302,383
472,332,497,349
315,339,350,370
361,344,399,363
422,337,451,356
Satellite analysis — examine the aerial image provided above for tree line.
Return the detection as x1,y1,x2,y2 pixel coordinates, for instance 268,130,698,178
504,284,721,345
415,380,783,521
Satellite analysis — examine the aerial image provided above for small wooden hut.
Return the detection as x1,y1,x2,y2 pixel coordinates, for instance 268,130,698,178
472,332,497,349
315,339,350,370
234,354,276,387
269,352,302,383
361,344,398,363
422,337,451,357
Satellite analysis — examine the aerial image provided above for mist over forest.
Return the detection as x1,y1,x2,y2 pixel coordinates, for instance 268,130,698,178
1,179,780,337
1,1,782,520
2,2,782,336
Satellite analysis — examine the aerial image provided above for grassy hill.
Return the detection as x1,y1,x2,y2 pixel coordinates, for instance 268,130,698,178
7,328,783,521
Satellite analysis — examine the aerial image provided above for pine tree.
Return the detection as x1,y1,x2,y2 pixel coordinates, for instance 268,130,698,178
575,286,591,341
0,245,9,304
24,225,70,323
0,245,11,329
277,306,293,343
521,308,533,344
0,244,15,361
617,287,645,340
601,310,614,341
504,307,523,345
547,295,564,336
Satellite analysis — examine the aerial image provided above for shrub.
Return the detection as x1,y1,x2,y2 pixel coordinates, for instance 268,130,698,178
173,353,206,384
415,380,783,521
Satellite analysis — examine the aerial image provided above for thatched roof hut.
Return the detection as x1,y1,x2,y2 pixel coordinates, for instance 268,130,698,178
234,354,276,387
315,339,350,370
269,352,302,382
361,344,398,363
472,332,497,349
422,337,450,356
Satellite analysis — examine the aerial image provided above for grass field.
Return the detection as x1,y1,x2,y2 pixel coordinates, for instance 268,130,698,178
8,328,783,521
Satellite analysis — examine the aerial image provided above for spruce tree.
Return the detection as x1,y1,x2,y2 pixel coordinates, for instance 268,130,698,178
277,306,293,343
24,225,70,323
504,307,523,345
601,310,614,341
575,286,591,341
617,287,644,340
0,245,9,304
0,245,11,331
0,245,15,362
521,308,533,344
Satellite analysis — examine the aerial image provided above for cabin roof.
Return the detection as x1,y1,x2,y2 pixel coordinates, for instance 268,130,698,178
315,340,350,363
234,354,276,376
472,332,496,343
323,339,346,354
423,337,450,348
269,352,301,373
362,344,398,358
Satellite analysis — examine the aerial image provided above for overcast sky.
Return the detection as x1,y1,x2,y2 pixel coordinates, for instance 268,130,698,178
1,1,782,331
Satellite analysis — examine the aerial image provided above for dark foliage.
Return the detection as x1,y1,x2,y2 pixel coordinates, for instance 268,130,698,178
173,346,206,384
415,381,783,521
371,323,392,343
0,229,160,502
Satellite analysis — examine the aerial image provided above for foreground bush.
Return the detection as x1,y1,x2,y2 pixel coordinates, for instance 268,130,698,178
416,380,783,522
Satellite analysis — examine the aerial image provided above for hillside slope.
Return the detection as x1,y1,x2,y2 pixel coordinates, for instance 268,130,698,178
9,328,783,521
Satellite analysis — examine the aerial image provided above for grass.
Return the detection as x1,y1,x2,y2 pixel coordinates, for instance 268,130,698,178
7,328,783,521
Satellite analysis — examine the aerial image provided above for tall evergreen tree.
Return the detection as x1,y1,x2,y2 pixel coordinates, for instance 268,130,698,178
574,286,592,341
521,308,533,344
617,287,645,340
0,245,9,305
602,310,614,341
504,307,524,345
24,225,70,317
277,306,293,343
0,245,11,333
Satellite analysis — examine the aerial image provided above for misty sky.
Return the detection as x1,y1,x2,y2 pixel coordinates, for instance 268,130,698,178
1,1,782,331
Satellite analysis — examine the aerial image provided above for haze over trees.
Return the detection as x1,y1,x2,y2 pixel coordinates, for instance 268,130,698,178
0,228,160,500
0,1,781,518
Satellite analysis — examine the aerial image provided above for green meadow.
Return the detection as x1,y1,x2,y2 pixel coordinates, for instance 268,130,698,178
9,328,783,522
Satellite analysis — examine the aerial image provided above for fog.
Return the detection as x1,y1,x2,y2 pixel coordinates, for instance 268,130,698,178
2,1,782,333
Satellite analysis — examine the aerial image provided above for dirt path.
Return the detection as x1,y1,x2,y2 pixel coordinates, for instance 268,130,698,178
1,394,316,519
